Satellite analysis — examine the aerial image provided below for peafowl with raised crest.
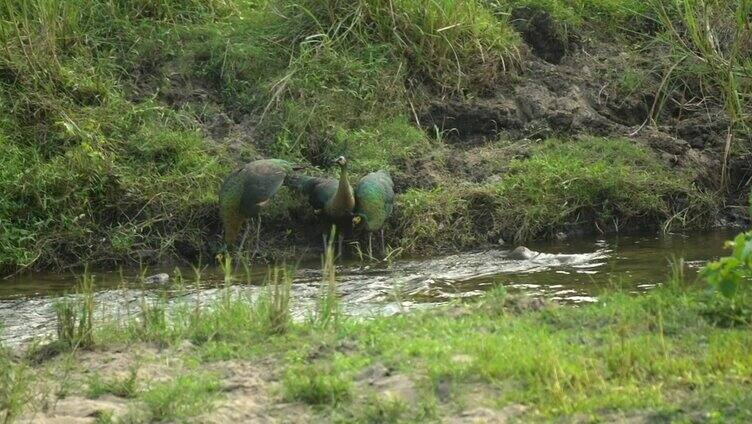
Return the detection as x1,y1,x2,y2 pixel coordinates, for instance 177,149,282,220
352,170,395,256
218,159,303,255
287,156,355,253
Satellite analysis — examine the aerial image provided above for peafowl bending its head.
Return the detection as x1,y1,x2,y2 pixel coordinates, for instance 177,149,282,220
333,156,347,167
352,213,365,226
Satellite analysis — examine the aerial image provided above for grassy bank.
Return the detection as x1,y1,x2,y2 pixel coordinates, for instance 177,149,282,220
1,0,750,272
396,137,715,250
2,236,752,422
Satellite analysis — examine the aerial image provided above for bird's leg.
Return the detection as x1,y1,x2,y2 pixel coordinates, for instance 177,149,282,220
234,220,252,273
380,229,385,257
237,221,251,257
368,233,373,261
251,216,262,260
337,231,344,261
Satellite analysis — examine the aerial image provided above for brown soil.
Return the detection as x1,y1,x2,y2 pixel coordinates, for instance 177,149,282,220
17,343,535,423
18,344,315,424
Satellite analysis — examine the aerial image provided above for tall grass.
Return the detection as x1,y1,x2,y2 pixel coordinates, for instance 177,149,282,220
651,0,752,187
86,365,139,399
255,266,294,334
0,0,228,272
54,268,95,349
271,0,520,92
315,227,340,328
0,337,29,424
140,374,220,422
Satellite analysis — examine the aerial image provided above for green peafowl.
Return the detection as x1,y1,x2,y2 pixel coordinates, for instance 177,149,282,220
352,170,395,256
218,159,303,256
287,156,355,254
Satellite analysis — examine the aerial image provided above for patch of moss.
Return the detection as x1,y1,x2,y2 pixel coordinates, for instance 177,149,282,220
335,117,430,174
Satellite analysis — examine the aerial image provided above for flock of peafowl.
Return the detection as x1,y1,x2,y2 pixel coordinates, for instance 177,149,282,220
218,156,395,258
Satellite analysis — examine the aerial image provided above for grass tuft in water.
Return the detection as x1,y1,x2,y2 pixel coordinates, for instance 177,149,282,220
54,268,95,349
255,265,293,334
315,226,340,328
136,293,170,344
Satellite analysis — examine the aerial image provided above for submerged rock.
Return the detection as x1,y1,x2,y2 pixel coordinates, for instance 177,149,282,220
144,273,169,285
507,246,540,260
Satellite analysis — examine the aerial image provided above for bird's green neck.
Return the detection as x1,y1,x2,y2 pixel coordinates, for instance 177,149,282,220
330,162,355,215
337,163,350,192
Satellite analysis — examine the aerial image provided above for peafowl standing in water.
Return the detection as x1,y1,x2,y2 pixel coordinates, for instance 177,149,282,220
218,159,303,256
352,170,395,256
287,156,355,254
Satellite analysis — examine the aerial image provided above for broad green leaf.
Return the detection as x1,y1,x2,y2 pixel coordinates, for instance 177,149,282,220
732,233,746,257
719,277,739,298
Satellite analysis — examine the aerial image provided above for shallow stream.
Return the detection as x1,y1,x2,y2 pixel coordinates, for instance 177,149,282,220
0,230,736,346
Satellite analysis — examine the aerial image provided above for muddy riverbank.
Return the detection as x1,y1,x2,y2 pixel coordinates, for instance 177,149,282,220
1,1,750,273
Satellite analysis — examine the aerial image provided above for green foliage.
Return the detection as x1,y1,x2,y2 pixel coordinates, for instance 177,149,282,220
315,233,340,328
254,266,294,334
0,341,30,424
396,186,476,252
652,0,752,127
348,285,752,417
650,0,752,185
264,44,411,162
0,0,229,272
357,395,408,423
334,118,429,174
614,68,649,96
490,137,712,240
273,0,521,92
397,138,713,252
140,374,220,421
283,363,351,405
701,231,752,324
94,411,115,424
134,296,171,344
491,0,652,30
87,367,139,399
